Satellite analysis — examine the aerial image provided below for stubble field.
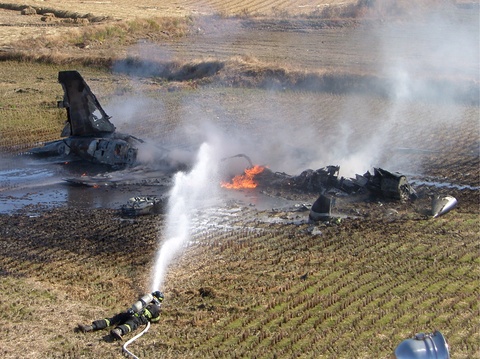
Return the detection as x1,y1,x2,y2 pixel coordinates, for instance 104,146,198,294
0,1,479,358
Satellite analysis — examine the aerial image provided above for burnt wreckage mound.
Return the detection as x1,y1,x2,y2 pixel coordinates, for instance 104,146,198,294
254,166,417,221
256,166,417,201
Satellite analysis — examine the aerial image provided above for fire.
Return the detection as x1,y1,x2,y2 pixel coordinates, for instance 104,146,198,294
221,165,265,189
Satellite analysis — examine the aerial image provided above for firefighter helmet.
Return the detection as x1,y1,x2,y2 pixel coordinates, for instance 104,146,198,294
152,291,164,302
394,331,450,359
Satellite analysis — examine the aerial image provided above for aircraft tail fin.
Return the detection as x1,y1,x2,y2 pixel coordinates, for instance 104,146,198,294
58,71,115,137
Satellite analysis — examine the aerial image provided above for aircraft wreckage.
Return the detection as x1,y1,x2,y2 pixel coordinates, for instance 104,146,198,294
25,73,457,220
224,165,417,219
220,160,456,220
28,71,146,168
117,165,420,218
68,149,455,219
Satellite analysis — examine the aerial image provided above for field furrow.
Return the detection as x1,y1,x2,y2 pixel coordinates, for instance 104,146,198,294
0,2,478,358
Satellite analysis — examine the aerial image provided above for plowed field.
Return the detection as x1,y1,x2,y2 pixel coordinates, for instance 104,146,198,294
0,1,478,359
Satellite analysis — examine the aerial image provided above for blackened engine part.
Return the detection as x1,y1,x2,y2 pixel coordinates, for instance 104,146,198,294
365,168,417,201
121,196,164,216
291,166,340,192
309,194,335,222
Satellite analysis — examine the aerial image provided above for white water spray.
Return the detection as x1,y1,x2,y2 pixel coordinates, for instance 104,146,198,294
150,143,219,291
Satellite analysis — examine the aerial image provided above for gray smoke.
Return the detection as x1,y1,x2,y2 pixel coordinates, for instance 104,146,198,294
101,4,480,295
106,6,478,180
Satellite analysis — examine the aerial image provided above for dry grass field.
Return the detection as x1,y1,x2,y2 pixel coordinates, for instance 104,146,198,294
0,1,479,358
1,0,362,50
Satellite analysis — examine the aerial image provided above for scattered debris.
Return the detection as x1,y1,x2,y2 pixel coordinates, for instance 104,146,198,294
309,194,334,222
431,194,458,218
254,165,417,202
362,167,417,201
121,196,164,216
219,159,420,223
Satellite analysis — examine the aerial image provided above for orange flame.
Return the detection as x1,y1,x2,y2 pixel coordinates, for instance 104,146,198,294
221,165,265,189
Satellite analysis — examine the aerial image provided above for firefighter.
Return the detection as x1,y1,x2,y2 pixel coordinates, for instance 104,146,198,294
76,291,164,341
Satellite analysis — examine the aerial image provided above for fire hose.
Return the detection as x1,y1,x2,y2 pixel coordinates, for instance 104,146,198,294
122,321,150,359
221,153,253,168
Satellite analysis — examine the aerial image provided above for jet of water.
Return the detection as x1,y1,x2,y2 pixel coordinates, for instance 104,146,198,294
150,143,218,291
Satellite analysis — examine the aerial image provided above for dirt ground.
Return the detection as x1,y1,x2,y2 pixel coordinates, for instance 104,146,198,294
0,0,359,52
0,1,478,358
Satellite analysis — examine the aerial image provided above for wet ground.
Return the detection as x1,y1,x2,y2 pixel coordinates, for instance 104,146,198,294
1,151,478,224
0,155,163,213
0,154,306,215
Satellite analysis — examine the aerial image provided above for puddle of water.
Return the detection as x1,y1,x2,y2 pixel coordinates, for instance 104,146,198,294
0,155,294,215
0,155,171,214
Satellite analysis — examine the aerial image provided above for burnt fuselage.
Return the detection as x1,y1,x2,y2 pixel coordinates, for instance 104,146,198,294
28,71,141,168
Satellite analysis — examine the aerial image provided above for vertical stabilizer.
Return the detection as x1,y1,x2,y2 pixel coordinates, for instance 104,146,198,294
58,71,115,137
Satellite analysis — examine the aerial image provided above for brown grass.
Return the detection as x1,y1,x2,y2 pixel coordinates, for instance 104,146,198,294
0,58,478,156
2,53,477,106
0,2,110,22
0,64,478,357
0,203,478,358
0,0,465,52
0,1,478,357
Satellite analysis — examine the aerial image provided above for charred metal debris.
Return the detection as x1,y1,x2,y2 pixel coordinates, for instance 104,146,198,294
251,165,419,223
255,165,418,202
121,196,165,216
28,71,150,168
